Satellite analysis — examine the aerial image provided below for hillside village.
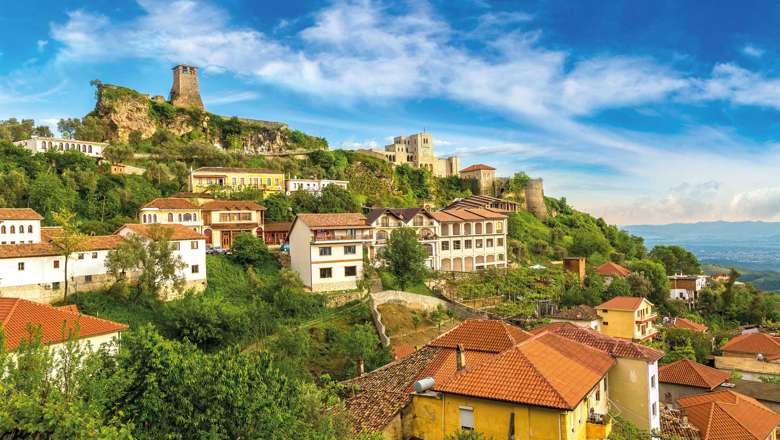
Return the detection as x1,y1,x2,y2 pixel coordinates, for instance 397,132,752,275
2,65,780,440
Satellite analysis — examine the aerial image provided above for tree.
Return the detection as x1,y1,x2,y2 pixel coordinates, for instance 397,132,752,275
508,171,531,201
230,232,274,267
32,125,53,137
57,118,82,139
103,143,134,164
569,229,610,257
627,272,653,298
663,340,697,364
380,227,429,290
105,225,186,297
627,260,670,306
649,245,701,275
49,210,89,301
29,173,77,221
605,276,631,300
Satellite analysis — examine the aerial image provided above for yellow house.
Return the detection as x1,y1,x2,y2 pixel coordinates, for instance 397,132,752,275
189,167,285,194
340,319,616,440
596,296,658,342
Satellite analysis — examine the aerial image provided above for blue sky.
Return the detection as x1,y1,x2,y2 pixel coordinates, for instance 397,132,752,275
3,0,780,225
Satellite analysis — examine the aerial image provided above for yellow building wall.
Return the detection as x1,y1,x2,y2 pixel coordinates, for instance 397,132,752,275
191,170,285,193
607,358,650,430
597,309,636,340
408,393,592,440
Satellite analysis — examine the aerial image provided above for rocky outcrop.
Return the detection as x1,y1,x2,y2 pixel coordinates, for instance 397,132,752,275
95,85,157,142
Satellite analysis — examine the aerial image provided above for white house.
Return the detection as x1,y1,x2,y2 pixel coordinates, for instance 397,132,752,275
286,178,348,195
115,224,208,299
14,136,106,159
0,298,127,353
139,198,204,231
365,207,439,269
669,274,708,302
289,213,372,292
430,208,508,272
0,208,207,303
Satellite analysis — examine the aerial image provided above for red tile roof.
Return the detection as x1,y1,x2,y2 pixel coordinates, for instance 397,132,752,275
141,198,199,210
596,262,631,277
677,390,780,440
0,235,123,259
294,213,368,228
0,298,127,352
429,319,532,353
434,332,614,410
531,322,665,362
263,222,291,232
430,208,506,223
661,407,702,440
460,164,496,172
550,305,600,321
668,317,708,333
117,224,205,241
659,359,729,390
199,200,265,211
597,296,649,311
0,208,43,220
721,333,780,361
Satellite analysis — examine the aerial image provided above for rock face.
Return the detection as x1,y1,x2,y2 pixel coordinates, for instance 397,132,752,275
93,84,314,154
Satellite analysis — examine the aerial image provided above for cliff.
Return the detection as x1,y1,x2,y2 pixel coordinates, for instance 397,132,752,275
92,84,327,153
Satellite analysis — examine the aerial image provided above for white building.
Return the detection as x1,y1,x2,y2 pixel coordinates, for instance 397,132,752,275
0,298,127,353
286,178,348,194
14,136,106,159
430,208,508,271
139,198,204,231
288,213,372,292
669,274,708,302
0,208,207,303
365,208,439,269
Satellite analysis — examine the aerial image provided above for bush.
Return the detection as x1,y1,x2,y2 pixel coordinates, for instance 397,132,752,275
230,232,274,267
163,293,251,350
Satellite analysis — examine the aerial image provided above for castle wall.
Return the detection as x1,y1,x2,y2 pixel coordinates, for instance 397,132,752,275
170,65,204,110
524,178,548,219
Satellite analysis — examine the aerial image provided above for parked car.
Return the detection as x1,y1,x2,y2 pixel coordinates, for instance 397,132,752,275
207,246,227,255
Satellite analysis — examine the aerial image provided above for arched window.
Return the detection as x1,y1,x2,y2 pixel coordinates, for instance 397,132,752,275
475,223,482,234
142,214,147,223
183,213,192,222
1,225,5,233
178,214,183,222
153,214,158,223
376,230,388,241
27,225,32,233
88,145,92,153
486,222,493,234
193,213,197,221
10,226,15,233
464,223,471,235
168,213,174,222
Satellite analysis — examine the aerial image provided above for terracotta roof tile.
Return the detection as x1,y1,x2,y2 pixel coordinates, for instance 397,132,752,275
264,222,291,232
721,333,780,360
596,262,631,277
0,235,123,259
550,305,600,321
597,296,648,311
0,208,43,220
661,407,702,440
193,167,282,174
460,164,496,172
532,322,665,362
659,359,729,390
677,390,780,440
294,213,368,228
141,198,199,210
117,224,205,241
0,298,127,352
668,317,709,333
199,200,265,211
429,319,532,353
434,332,614,410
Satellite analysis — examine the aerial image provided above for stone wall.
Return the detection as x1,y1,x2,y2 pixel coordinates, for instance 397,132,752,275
368,293,391,347
524,178,548,220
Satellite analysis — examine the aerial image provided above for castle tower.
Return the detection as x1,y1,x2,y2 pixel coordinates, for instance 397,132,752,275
169,64,204,110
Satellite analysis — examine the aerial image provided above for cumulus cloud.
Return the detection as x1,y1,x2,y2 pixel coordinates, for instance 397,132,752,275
730,187,780,219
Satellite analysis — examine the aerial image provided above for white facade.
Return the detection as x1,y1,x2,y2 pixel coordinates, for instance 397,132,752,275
289,218,371,292
436,217,508,272
0,219,41,244
14,137,106,159
367,209,439,270
647,361,661,431
286,178,348,194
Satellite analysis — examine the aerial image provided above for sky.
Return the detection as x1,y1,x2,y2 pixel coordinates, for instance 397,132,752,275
2,0,780,225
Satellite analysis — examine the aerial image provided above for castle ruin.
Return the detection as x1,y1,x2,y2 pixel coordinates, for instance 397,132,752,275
169,64,204,110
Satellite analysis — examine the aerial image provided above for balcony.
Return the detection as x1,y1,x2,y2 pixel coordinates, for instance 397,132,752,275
586,414,612,440
635,313,658,324
312,230,372,243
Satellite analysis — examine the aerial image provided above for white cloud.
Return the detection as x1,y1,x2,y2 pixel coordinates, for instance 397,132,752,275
730,187,780,219
36,40,48,51
687,63,780,110
203,91,259,105
742,45,764,58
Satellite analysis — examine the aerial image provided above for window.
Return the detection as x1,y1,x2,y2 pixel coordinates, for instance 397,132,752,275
596,389,601,401
319,247,332,256
496,221,503,233
498,238,504,246
475,223,482,234
441,241,450,251
486,222,493,234
9,225,14,233
453,240,461,250
191,241,199,249
266,177,272,186
192,264,200,274
441,224,449,236
178,214,183,222
652,402,657,416
232,177,237,185
476,239,483,248
459,407,474,431
381,216,390,227
452,224,461,235
651,375,656,389
27,225,32,233
53,260,60,268
17,262,24,271
0,225,5,233
171,242,180,251
320,268,333,278
92,252,98,259
464,223,471,235
345,266,357,276
603,321,609,325
240,178,245,185
78,253,85,260
344,245,356,255
85,275,93,283
52,282,60,290
168,213,174,222
464,240,472,249
487,239,494,248
498,253,504,261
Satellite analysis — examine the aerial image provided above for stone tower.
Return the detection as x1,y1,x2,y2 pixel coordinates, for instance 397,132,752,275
524,178,548,220
169,64,204,110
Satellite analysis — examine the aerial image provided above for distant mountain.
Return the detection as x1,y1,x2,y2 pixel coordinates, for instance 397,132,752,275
623,221,780,274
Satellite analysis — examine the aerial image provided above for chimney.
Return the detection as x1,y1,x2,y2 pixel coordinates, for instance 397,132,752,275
456,344,466,371
357,358,365,376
